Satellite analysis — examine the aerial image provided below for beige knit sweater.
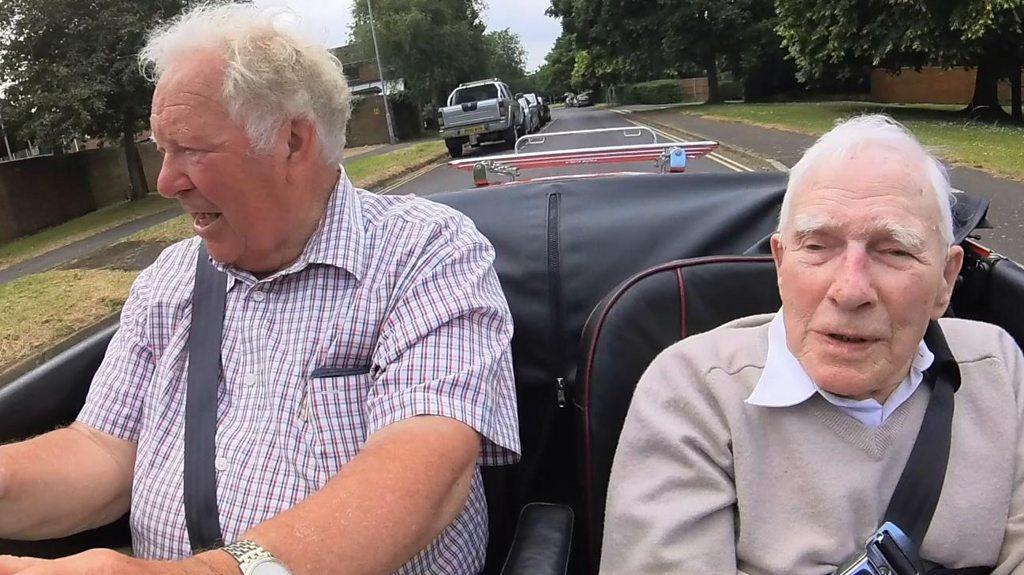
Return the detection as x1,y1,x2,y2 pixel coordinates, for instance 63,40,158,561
601,314,1024,574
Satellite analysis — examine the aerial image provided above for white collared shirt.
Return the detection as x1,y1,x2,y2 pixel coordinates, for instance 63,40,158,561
745,311,934,428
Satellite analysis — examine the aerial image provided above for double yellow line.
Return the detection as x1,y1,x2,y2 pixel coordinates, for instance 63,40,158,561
625,119,755,173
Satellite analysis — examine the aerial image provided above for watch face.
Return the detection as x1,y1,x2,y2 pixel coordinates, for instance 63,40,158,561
252,560,292,575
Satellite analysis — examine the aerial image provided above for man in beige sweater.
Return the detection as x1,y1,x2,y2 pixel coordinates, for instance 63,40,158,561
602,115,1024,574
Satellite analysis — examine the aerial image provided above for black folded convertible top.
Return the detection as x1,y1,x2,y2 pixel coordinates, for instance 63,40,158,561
434,171,788,562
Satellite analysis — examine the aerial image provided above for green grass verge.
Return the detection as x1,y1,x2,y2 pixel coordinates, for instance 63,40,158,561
683,101,1024,180
126,214,194,243
0,195,176,272
0,269,138,368
344,140,446,189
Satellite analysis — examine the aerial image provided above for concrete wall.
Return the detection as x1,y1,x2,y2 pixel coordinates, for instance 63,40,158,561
0,142,164,244
871,67,1023,105
0,154,95,243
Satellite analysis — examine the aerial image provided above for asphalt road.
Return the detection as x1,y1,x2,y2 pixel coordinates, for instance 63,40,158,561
383,106,738,197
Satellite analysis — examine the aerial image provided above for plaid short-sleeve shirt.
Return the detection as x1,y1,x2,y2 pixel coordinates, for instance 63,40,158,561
77,171,521,574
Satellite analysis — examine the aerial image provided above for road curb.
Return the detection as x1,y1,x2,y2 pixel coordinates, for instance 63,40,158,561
628,114,791,173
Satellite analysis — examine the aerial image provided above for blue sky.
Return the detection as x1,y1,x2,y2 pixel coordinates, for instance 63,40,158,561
253,0,563,71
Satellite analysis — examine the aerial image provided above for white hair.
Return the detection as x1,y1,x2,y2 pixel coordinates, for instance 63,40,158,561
780,114,955,245
139,2,351,166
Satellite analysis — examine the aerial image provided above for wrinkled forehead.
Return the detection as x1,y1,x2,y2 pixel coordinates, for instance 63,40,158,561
151,49,227,112
788,142,942,226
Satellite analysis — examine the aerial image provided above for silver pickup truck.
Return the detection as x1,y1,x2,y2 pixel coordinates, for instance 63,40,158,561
438,78,523,158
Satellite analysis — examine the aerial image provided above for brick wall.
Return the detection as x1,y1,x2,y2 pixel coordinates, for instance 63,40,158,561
0,142,164,244
73,142,163,207
871,67,1023,105
346,95,390,147
0,154,95,243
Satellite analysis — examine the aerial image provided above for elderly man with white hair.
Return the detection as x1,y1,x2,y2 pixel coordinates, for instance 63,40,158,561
0,4,518,575
601,115,1024,574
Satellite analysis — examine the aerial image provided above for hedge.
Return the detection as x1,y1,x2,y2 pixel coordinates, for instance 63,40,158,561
615,79,685,105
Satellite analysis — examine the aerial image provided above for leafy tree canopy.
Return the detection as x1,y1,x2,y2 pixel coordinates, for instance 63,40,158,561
485,28,528,86
0,0,186,198
350,0,489,107
775,0,1024,117
547,0,777,102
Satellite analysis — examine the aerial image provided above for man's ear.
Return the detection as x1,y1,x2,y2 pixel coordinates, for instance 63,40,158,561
286,117,318,165
770,233,784,267
933,244,964,318
770,233,785,291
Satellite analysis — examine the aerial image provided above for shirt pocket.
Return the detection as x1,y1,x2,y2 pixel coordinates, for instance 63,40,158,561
305,372,373,485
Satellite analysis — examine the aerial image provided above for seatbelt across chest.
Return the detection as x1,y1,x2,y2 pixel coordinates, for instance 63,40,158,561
184,244,227,551
882,320,958,550
839,321,993,574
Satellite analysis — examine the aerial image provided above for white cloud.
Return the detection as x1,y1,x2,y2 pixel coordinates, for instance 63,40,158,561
253,0,561,70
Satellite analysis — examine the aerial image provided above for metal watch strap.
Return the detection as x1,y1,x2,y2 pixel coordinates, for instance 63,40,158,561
223,540,275,569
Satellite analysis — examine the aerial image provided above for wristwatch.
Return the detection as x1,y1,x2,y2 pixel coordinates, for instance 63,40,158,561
222,540,293,575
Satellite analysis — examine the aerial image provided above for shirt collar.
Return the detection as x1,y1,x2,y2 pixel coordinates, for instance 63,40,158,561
746,310,934,413
745,311,819,407
211,167,365,288
301,168,365,278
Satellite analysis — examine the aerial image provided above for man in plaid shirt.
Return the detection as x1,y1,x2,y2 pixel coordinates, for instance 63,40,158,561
0,4,519,575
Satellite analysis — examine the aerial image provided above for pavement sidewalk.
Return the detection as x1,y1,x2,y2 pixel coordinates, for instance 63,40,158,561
621,106,1024,262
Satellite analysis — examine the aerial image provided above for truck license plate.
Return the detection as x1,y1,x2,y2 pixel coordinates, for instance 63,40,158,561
465,126,486,135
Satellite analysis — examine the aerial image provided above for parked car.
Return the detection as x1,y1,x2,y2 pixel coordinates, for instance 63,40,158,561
437,78,523,158
575,91,593,107
522,93,549,126
1,132,1016,575
536,95,551,124
516,92,541,134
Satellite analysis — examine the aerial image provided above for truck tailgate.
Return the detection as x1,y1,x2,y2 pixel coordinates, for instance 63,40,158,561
443,99,501,128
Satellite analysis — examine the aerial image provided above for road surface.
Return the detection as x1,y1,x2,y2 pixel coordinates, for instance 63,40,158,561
382,106,745,197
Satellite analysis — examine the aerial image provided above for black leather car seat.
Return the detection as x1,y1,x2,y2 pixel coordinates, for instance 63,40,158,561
576,256,781,573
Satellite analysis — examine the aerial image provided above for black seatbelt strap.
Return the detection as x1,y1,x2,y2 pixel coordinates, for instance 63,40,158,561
184,243,227,551
882,320,958,550
880,322,992,573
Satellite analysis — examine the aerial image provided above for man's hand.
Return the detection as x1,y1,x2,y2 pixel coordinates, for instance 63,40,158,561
0,549,233,575
0,549,152,575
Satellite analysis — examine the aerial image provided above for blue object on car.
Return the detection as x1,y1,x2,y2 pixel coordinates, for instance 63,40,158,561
669,147,687,172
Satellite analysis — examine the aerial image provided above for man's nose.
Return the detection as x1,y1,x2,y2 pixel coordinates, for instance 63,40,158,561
155,153,190,199
826,246,877,311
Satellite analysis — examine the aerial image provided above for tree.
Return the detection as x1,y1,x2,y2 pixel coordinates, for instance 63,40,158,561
736,2,800,102
485,28,527,87
350,0,489,108
548,0,774,103
537,31,577,96
548,0,672,86
0,0,186,199
776,0,1024,121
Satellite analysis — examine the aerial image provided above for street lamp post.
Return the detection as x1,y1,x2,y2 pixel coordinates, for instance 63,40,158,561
0,106,13,161
366,0,397,145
